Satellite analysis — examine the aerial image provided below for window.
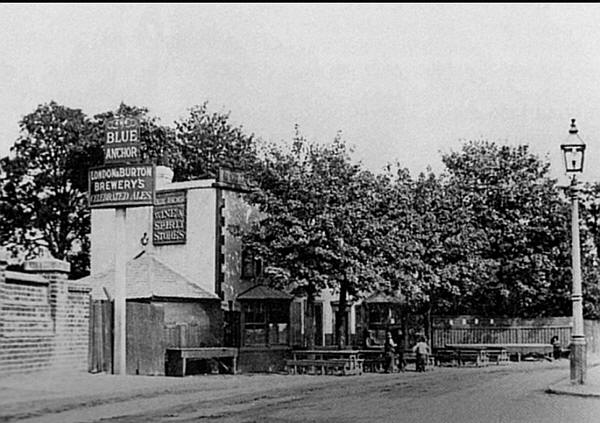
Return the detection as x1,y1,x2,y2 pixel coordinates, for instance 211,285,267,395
241,249,263,279
368,304,388,325
243,302,267,345
242,301,289,346
268,302,289,345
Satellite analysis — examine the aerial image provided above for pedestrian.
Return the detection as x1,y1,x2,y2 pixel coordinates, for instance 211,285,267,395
551,335,561,360
384,331,397,373
412,336,430,372
394,329,405,372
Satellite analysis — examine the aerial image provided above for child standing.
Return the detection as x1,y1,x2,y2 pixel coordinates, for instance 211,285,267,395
412,336,430,372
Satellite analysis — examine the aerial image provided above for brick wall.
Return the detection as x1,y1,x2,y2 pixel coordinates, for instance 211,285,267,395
0,250,91,376
65,285,92,369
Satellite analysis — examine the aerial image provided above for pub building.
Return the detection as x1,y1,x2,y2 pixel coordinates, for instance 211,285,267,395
82,166,374,375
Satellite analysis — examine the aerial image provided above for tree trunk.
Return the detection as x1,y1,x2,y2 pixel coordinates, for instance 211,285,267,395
425,302,432,345
336,280,348,349
305,292,316,349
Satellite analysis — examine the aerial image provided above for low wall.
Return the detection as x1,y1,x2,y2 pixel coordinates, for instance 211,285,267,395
0,252,90,376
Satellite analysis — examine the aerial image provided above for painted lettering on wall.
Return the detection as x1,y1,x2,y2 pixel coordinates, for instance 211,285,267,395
153,190,187,245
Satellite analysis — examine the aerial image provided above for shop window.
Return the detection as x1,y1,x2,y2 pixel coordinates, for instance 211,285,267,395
242,301,289,346
243,302,266,345
368,304,388,325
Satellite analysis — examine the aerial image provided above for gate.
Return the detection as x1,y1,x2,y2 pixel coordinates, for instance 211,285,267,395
89,300,165,375
89,300,113,373
224,310,241,347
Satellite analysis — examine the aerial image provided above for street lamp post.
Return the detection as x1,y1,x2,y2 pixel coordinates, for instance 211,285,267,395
560,118,587,385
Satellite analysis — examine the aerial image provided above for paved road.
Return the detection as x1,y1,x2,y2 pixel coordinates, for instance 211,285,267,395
9,362,600,423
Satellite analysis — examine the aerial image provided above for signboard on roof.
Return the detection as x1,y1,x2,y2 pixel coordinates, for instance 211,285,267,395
103,117,141,164
153,190,187,245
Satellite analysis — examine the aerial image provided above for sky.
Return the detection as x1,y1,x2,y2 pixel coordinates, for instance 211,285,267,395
1,3,600,186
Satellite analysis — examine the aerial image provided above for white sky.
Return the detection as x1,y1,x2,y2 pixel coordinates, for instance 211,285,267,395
1,3,600,185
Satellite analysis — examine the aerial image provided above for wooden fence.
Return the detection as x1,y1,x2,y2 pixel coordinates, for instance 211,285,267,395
431,316,600,353
88,300,113,373
431,326,571,348
585,320,600,354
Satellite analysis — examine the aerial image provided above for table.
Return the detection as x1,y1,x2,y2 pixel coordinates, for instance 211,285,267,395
287,349,363,375
358,349,387,372
166,347,238,376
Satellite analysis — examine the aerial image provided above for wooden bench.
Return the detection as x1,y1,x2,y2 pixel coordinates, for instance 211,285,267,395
285,358,363,376
434,349,459,367
166,347,238,376
446,343,553,362
362,357,387,372
403,351,435,371
362,355,387,373
359,349,388,372
457,349,489,367
287,350,364,376
485,347,510,365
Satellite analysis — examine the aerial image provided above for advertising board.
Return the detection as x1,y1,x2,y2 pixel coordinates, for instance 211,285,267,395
153,190,187,245
104,116,141,163
89,164,154,208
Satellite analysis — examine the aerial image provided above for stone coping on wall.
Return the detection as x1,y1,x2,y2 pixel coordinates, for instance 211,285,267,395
67,282,92,293
162,179,215,191
23,257,70,273
5,271,49,285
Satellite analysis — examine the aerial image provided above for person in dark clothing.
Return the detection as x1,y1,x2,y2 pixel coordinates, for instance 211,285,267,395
551,335,561,360
393,329,405,372
384,331,397,372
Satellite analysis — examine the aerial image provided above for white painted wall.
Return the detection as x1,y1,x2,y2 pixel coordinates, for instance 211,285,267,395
90,178,218,297
316,288,357,337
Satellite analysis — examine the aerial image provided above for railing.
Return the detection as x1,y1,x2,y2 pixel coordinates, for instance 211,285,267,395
432,326,572,349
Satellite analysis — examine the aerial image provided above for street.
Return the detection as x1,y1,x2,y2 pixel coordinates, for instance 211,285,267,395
5,361,599,423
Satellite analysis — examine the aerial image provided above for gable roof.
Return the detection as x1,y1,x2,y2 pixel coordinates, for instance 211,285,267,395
82,252,219,301
237,284,292,300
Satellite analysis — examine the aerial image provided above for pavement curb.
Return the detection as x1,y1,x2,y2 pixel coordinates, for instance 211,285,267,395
545,360,600,398
545,386,600,398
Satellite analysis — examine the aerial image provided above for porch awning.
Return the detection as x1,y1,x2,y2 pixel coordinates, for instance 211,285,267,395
237,284,292,301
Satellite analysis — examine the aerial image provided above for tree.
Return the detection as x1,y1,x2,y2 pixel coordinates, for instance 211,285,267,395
0,101,93,277
173,103,258,181
242,129,388,348
429,140,574,317
576,182,600,319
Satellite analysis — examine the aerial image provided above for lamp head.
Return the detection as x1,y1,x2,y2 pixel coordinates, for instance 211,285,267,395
560,119,586,173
